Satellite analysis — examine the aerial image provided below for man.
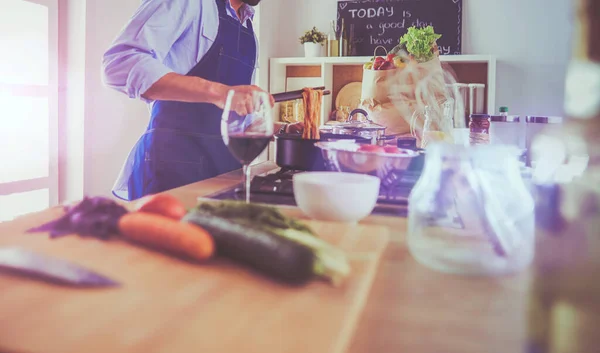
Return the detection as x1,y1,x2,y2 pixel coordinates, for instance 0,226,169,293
102,0,302,201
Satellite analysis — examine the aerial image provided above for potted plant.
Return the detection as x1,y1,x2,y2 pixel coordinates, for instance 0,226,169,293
299,27,326,57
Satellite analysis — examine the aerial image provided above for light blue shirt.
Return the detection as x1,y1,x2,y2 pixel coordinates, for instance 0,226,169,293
101,0,258,105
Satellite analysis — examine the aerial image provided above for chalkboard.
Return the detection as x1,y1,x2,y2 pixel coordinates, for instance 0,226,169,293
337,0,463,57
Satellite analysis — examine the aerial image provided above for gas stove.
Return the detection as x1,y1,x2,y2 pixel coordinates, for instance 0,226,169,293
206,168,419,217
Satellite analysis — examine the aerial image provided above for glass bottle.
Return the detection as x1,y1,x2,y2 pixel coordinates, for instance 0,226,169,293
407,143,535,276
526,0,600,351
327,20,339,57
348,23,356,56
338,18,348,57
421,100,455,148
499,106,509,117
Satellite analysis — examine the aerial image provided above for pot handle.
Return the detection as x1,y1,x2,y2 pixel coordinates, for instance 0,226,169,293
348,108,370,122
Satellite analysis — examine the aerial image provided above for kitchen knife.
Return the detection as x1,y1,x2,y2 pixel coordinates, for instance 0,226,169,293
0,247,120,287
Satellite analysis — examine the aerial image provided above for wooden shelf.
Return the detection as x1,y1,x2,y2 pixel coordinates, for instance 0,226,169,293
271,54,495,66
270,54,496,118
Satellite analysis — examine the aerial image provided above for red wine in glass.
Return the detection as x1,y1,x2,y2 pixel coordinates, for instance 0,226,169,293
221,90,274,203
226,133,271,165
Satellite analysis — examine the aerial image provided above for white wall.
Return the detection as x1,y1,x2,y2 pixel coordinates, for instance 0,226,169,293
277,0,573,117
83,0,150,197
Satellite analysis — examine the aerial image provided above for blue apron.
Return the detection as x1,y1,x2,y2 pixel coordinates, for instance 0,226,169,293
112,0,257,201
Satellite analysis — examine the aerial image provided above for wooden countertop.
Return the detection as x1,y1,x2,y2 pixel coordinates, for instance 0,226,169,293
0,162,532,353
149,162,532,353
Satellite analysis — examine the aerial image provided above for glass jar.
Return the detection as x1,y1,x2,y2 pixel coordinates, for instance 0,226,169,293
421,99,455,148
469,114,491,145
407,143,535,276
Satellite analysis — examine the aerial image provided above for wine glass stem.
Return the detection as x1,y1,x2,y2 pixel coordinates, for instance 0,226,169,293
243,163,251,203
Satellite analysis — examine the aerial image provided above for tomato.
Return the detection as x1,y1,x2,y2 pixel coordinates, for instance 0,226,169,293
383,146,402,154
134,193,187,220
379,61,395,70
358,144,385,153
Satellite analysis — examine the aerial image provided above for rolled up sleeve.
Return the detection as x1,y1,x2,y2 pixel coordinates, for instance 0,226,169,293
101,0,194,102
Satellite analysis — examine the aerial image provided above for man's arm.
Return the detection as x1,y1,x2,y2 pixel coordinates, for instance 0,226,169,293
101,0,198,103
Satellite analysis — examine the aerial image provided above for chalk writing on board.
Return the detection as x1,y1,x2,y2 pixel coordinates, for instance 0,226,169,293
337,0,463,57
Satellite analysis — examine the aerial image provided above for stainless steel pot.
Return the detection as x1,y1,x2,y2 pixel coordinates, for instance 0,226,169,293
325,109,398,145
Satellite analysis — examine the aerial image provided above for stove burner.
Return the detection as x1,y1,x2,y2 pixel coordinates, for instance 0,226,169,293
233,168,419,205
234,168,300,195
209,168,416,217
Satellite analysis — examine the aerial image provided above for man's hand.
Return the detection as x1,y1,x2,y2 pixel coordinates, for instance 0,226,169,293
140,73,275,116
214,84,275,116
287,121,304,134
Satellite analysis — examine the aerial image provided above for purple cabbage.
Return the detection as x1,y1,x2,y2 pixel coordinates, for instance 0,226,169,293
28,196,129,239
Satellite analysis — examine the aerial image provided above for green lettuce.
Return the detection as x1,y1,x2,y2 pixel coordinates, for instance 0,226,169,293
399,26,442,63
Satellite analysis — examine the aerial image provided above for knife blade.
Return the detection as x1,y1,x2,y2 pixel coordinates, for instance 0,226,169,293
0,247,120,287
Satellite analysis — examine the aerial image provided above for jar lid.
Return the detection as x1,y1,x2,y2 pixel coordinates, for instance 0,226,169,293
470,114,491,119
397,137,417,150
490,115,520,122
499,106,509,113
525,116,563,124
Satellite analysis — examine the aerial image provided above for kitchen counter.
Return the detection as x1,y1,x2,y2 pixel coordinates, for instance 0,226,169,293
0,162,531,353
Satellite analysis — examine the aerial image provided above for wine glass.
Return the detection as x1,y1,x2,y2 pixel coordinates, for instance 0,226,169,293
221,89,274,203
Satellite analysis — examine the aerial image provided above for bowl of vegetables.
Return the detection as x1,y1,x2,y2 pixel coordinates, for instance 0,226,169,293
315,141,419,183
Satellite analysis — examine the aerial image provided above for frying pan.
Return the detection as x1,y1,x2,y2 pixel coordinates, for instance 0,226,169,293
274,133,370,171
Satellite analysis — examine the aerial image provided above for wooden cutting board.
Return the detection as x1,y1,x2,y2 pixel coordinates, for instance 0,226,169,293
0,208,390,353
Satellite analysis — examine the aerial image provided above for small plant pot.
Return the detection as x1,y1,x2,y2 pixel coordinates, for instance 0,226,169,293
303,42,322,58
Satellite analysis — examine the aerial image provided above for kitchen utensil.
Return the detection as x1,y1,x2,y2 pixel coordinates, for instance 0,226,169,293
331,108,396,145
335,82,362,110
0,247,119,287
315,141,418,187
274,133,370,171
453,83,469,127
0,214,390,353
468,83,486,115
293,172,380,223
407,143,535,276
272,87,331,103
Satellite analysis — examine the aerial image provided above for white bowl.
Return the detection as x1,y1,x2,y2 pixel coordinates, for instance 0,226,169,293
293,172,380,223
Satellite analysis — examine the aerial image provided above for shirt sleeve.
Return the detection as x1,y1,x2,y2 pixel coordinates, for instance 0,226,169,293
101,0,196,102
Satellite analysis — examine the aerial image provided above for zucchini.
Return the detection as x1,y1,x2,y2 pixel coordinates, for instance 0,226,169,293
183,211,315,286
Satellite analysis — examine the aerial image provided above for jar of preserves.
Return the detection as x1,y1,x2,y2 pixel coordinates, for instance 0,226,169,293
469,114,491,145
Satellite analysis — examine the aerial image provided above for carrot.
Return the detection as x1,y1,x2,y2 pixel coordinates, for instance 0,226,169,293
134,193,187,220
118,212,215,261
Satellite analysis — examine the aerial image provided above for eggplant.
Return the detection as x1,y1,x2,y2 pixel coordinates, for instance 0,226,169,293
183,211,315,286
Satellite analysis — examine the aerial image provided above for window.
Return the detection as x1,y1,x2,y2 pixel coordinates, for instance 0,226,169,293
0,0,59,222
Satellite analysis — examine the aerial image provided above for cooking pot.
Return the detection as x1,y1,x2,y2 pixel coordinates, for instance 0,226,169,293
328,109,399,145
274,133,370,171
